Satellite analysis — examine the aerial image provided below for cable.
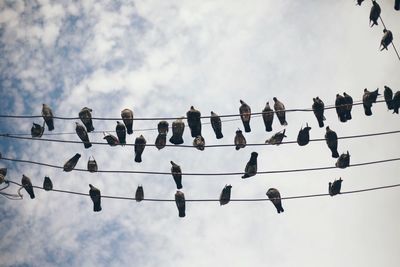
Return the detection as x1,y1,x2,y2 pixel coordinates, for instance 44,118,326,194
379,16,400,61
1,156,399,176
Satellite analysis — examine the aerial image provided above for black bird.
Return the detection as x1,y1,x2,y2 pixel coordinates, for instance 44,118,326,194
63,153,81,172
325,127,339,158
356,0,364,5
242,152,258,179
363,88,380,116
370,0,381,27
171,161,183,189
121,108,134,134
297,124,311,146
396,0,400,11
210,111,223,139
135,185,144,202
75,122,92,149
155,133,167,150
329,178,343,196
273,97,288,126
0,168,6,184
335,94,347,123
312,97,325,128
219,185,232,206
336,151,350,169
89,184,102,212
134,135,146,163
31,122,45,138
193,135,205,151
262,102,274,132
158,121,169,134
392,91,400,114
187,106,202,137
115,121,126,145
103,132,120,146
87,156,98,173
175,191,186,218
239,100,251,132
43,176,53,191
234,129,246,150
266,188,284,213
42,104,54,131
265,129,287,145
21,175,35,199
169,118,185,145
343,92,353,120
380,29,393,51
78,107,94,132
384,85,394,110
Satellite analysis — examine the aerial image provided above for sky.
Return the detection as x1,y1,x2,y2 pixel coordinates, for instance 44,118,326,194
0,0,400,266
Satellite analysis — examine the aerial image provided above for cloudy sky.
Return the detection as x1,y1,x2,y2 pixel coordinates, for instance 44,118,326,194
0,0,400,266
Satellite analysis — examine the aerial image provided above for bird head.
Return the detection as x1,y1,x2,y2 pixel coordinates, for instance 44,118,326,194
326,126,330,131
89,184,94,189
273,97,277,102
251,152,258,157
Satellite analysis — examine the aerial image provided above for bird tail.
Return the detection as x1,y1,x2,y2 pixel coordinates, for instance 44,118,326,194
332,150,339,158
393,108,399,114
84,142,92,149
278,206,284,213
126,125,133,135
86,125,94,132
241,174,250,179
169,135,184,145
387,102,394,110
46,120,54,131
176,182,183,190
135,154,142,163
279,118,288,126
346,112,352,120
28,189,35,199
178,209,185,218
243,121,251,133
265,125,272,132
364,106,372,116
216,131,223,139
93,203,102,212
318,119,324,128
339,114,347,123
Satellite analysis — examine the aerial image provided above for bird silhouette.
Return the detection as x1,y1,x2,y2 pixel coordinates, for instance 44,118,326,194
135,185,144,202
343,92,353,120
187,106,202,137
234,129,246,150
392,91,400,114
121,108,134,134
363,88,380,116
335,94,347,123
239,100,252,132
75,122,92,149
87,156,98,173
384,85,394,110
193,135,205,151
273,97,288,126
312,97,325,128
262,102,274,132
78,107,94,132
210,111,223,139
89,184,102,212
370,0,381,27
63,153,81,172
266,188,284,213
219,185,232,206
170,161,183,189
0,168,6,184
103,133,120,146
356,0,364,5
297,124,311,146
31,122,45,138
329,178,343,196
242,152,258,179
134,135,146,163
175,191,186,218
380,29,393,51
265,129,287,145
155,133,167,150
169,118,185,145
115,121,126,145
21,174,35,199
325,126,339,158
43,176,53,191
336,151,350,169
42,104,54,131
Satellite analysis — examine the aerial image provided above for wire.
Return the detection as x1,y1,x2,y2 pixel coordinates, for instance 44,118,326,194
1,156,399,176
379,16,400,61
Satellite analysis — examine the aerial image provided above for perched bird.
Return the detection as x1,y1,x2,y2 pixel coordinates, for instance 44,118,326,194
186,106,202,137
273,97,288,126
42,104,54,131
265,129,287,145
169,118,185,145
170,161,183,189
0,168,7,184
87,156,98,173
312,97,325,128
266,188,284,213
335,94,347,123
370,0,381,27
242,152,258,179
63,153,81,172
234,129,247,150
175,191,186,218
31,122,45,138
343,92,353,120
210,111,223,139
158,121,169,134
297,124,312,146
262,102,274,132
21,174,35,199
363,88,380,116
89,184,102,212
115,121,126,145
239,100,251,132
78,107,94,132
193,135,205,151
356,0,364,5
103,133,120,146
155,133,167,150
219,185,232,206
134,135,146,163
43,176,53,191
336,151,351,169
392,91,400,114
121,108,134,134
384,85,394,110
380,29,393,51
75,122,92,149
329,178,343,196
396,0,400,11
135,185,144,202
325,126,339,158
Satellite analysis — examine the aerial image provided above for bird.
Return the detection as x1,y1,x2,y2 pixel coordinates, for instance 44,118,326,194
356,0,364,5
336,151,350,169
242,152,258,179
134,135,146,163
219,185,232,206
210,111,223,139
78,107,94,132
63,153,81,172
193,135,205,151
273,97,288,126
21,174,35,199
396,0,400,11
89,184,102,212
384,85,394,110
31,122,45,138
262,102,274,132
0,168,6,184
186,106,202,137
115,121,126,145
265,129,287,145
380,29,393,51
335,94,347,123
329,178,343,196
158,121,169,135
135,185,144,202
121,108,134,134
75,122,92,149
370,0,381,27
325,126,339,158
297,124,311,146
234,129,247,150
266,188,284,213
87,156,98,173
239,100,251,132
312,97,325,128
170,161,183,189
363,88,380,116
42,104,54,131
43,176,53,191
392,91,400,114
175,191,186,218
103,133,120,146
155,133,167,150
169,118,185,145
343,92,353,121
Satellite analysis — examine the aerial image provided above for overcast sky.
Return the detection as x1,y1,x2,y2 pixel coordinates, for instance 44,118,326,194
0,1,400,266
